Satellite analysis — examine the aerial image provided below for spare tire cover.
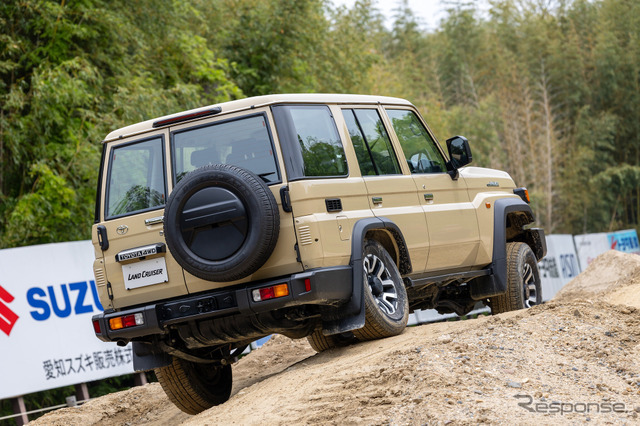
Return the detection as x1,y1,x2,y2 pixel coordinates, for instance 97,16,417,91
164,164,280,282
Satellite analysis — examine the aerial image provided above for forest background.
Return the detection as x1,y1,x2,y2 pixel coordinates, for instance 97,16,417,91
1,0,639,245
1,0,639,417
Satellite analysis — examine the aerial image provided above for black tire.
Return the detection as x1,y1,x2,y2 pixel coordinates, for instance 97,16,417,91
353,240,409,341
490,242,542,314
155,358,232,415
306,328,356,352
307,328,338,352
164,164,279,282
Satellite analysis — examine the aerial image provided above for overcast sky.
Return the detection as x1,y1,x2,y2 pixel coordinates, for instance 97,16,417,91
331,0,448,30
331,0,489,31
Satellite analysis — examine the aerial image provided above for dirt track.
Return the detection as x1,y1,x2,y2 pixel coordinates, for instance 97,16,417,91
34,251,640,425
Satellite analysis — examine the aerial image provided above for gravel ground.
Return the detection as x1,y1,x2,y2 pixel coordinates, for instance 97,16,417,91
34,251,640,425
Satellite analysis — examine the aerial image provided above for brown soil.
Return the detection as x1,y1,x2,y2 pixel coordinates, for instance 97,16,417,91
34,252,640,425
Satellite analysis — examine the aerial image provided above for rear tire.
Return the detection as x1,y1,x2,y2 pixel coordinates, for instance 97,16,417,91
155,358,232,415
307,329,338,352
353,240,409,341
490,242,542,314
306,328,355,352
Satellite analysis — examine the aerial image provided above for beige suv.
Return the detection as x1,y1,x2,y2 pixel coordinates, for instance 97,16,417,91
91,94,546,414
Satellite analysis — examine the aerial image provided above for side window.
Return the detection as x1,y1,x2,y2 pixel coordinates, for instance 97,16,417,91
272,105,348,178
343,108,401,176
106,137,166,218
172,114,279,184
386,109,447,174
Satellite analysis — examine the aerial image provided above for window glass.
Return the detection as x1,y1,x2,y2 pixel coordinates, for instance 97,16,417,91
107,138,165,218
343,108,401,175
173,115,279,184
286,106,348,177
386,109,447,174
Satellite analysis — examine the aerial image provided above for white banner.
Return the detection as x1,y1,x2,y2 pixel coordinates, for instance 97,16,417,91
574,229,640,270
537,234,581,301
0,241,133,400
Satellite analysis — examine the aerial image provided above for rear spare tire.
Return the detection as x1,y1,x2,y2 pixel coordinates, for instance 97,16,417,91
164,164,279,282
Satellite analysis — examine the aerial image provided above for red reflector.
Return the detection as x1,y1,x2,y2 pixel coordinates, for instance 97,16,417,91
304,278,311,292
93,320,101,334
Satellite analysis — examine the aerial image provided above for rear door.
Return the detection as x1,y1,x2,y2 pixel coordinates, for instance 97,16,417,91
95,130,188,310
384,107,480,272
341,106,429,273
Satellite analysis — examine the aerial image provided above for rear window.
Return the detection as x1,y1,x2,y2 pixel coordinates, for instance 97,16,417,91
172,114,279,184
106,137,166,218
272,105,348,179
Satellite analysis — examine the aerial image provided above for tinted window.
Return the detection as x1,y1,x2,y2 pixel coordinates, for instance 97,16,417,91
107,137,165,218
343,108,400,175
291,106,348,177
386,109,446,174
172,115,279,184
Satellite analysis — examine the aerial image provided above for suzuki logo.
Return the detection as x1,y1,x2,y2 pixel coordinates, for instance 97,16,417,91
116,225,129,235
0,285,19,337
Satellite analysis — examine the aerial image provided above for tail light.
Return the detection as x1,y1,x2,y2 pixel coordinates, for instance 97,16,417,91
252,283,289,302
109,313,144,330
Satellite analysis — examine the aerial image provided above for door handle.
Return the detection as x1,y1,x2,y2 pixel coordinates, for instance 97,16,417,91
372,196,383,205
145,216,164,226
424,193,434,202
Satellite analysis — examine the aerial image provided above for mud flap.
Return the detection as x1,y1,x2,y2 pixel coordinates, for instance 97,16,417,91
132,341,173,371
320,217,405,336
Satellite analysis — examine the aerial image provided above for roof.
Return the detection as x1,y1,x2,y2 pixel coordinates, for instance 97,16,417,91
103,93,413,142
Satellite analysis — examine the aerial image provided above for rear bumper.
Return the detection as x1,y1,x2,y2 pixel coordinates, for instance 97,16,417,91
92,266,352,343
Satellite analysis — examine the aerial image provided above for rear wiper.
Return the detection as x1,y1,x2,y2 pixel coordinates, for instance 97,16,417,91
257,172,276,183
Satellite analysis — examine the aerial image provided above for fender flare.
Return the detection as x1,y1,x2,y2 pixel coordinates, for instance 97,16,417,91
322,217,410,335
471,198,546,300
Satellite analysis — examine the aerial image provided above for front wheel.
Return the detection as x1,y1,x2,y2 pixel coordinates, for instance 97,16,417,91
155,357,232,415
490,242,542,314
353,240,409,341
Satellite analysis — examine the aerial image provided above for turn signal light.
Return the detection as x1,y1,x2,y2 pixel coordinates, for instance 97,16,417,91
252,283,289,302
514,187,530,203
109,313,144,330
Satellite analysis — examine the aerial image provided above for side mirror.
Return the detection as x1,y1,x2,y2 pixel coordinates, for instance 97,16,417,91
446,135,472,168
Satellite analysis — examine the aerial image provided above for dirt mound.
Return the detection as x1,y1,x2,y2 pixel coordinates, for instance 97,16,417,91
34,303,640,425
555,250,640,308
31,335,315,426
34,251,640,425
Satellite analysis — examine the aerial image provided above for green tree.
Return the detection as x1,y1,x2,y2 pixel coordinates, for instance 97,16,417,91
0,0,240,248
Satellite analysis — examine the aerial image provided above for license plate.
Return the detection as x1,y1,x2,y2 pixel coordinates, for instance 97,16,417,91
122,257,168,290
